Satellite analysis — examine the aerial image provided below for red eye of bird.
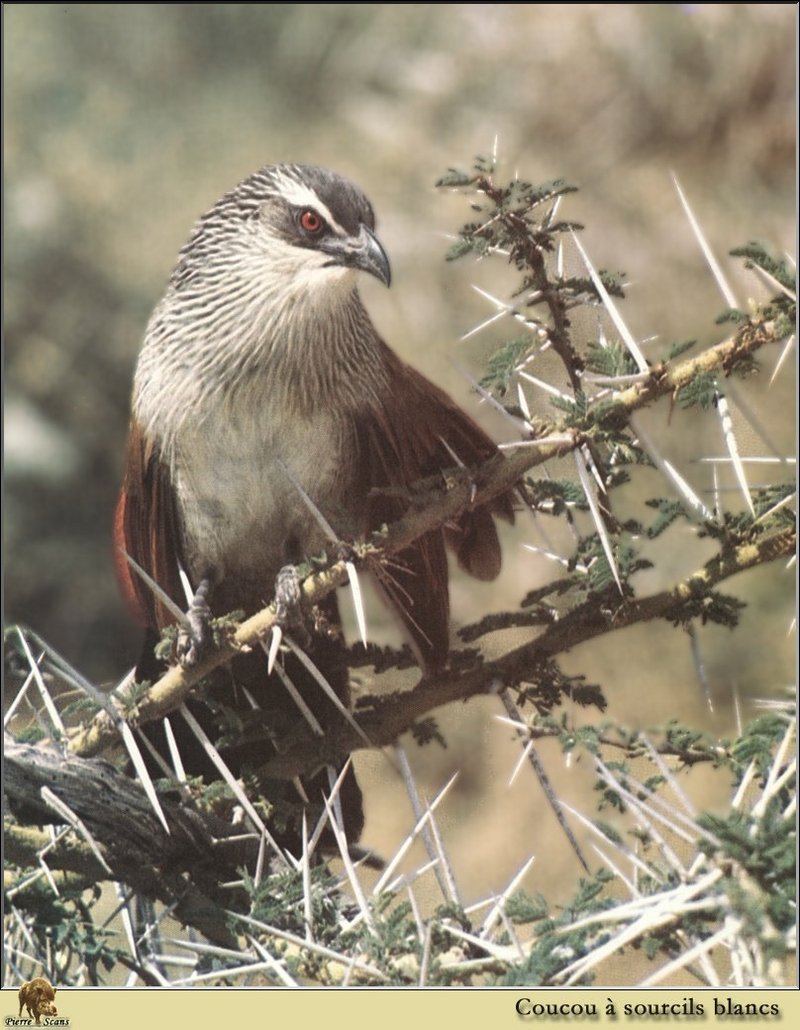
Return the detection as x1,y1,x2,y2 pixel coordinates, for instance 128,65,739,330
299,209,324,234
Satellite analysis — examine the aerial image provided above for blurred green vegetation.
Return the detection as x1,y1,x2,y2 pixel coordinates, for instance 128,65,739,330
4,4,795,915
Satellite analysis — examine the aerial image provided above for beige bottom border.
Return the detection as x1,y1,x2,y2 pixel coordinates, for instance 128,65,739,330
3,986,799,1030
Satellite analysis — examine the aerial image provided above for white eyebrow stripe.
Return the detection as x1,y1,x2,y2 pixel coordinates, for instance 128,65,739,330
272,172,348,237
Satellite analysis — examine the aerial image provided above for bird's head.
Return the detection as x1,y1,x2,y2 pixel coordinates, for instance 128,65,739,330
170,164,391,296
139,164,393,428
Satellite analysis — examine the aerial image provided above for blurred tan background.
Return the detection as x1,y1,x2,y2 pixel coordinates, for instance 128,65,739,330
4,4,796,941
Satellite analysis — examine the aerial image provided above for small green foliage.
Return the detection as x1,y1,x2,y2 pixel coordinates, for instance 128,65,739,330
198,778,237,807
669,583,746,629
592,818,624,846
773,309,795,340
4,874,130,980
699,807,795,933
587,397,631,435
549,389,590,424
666,339,697,360
564,868,618,919
607,437,651,466
444,237,475,262
506,889,549,924
154,609,244,662
410,716,447,749
154,623,179,660
480,337,535,395
663,720,706,756
241,864,342,943
572,724,603,755
729,713,790,779
115,676,153,714
557,273,623,301
729,242,795,292
59,695,102,720
676,370,718,409
572,533,647,595
523,476,590,515
645,497,690,538
435,167,476,189
715,308,748,324
585,338,641,377
472,153,496,175
13,724,48,744
595,765,628,813
751,482,796,527
211,609,245,635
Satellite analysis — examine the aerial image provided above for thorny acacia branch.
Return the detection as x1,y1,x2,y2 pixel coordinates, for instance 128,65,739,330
65,313,783,761
250,525,795,780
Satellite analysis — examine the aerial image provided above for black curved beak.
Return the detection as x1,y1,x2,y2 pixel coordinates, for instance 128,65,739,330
321,224,392,287
354,225,391,287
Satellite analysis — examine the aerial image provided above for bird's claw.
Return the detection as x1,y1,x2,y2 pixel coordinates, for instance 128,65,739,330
274,564,302,624
177,578,213,667
336,541,357,564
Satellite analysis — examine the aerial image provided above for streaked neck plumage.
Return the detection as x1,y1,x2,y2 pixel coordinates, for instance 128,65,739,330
133,252,390,464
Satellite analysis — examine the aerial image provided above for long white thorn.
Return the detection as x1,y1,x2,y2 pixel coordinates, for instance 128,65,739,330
699,455,796,465
479,856,536,937
631,414,712,520
261,648,325,737
267,625,282,674
4,663,41,728
516,380,532,421
177,565,195,608
724,379,784,458
246,935,299,987
233,911,386,981
671,173,738,308
640,920,742,988
508,737,535,787
301,812,313,943
118,720,171,835
688,623,714,714
460,302,509,341
748,260,796,301
522,542,589,574
120,549,188,626
581,370,652,388
381,748,458,901
283,635,372,748
179,704,293,868
518,369,573,401
15,631,65,735
346,561,369,648
716,391,756,517
279,460,339,544
574,449,623,594
453,360,532,434
39,786,113,874
712,461,722,523
424,798,461,906
570,230,649,373
162,716,188,782
497,431,574,451
769,334,795,387
323,765,375,933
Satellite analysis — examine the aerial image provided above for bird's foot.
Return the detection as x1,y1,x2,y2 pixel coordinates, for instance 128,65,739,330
274,564,303,624
177,577,213,667
335,540,357,564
